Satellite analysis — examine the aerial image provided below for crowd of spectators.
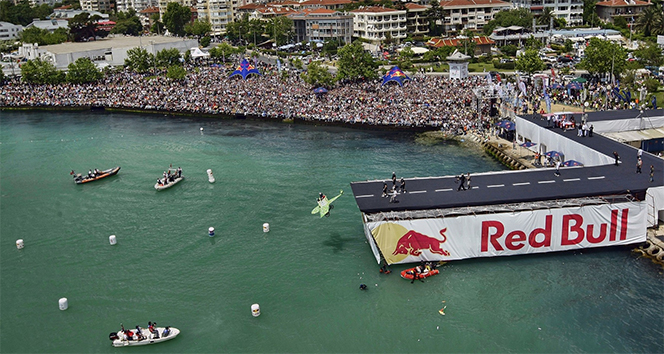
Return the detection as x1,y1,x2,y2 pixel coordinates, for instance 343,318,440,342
0,62,493,133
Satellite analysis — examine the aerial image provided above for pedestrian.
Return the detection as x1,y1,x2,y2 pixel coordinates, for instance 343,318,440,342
359,284,367,290
392,172,396,187
589,125,594,137
650,165,654,182
399,177,406,193
554,159,561,176
466,172,471,189
636,157,642,174
457,173,466,191
382,182,388,197
613,151,620,166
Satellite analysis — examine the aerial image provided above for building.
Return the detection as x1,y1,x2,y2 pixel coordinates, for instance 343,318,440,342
116,0,158,13
289,8,353,44
50,8,110,20
0,21,23,41
28,0,59,6
595,0,652,24
440,0,512,33
18,35,198,69
351,6,407,44
79,0,113,13
198,0,234,35
404,3,430,36
426,35,495,55
25,19,70,32
511,0,584,27
299,0,352,10
139,6,160,27
157,0,194,20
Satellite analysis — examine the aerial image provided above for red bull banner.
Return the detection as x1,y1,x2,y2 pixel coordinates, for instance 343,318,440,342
365,201,647,264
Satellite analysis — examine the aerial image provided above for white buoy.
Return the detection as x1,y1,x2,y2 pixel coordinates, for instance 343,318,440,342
200,127,204,131
59,297,68,310
109,235,117,245
16,239,24,249
263,223,270,233
251,303,260,317
207,169,215,183
208,227,215,237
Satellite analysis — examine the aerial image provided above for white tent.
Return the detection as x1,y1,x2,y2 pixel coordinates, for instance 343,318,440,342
190,47,210,58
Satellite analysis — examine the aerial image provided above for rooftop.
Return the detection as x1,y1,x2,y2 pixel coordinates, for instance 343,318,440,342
39,36,190,54
595,0,651,6
440,0,511,8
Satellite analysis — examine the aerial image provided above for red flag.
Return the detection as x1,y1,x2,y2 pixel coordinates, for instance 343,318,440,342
551,68,555,78
496,73,502,83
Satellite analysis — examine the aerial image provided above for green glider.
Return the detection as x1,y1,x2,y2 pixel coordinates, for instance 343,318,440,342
311,190,344,218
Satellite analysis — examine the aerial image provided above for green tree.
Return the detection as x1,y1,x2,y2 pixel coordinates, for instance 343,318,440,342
422,46,455,62
336,40,379,81
483,8,533,35
515,48,545,74
643,78,660,94
0,69,5,84
321,39,340,57
150,13,165,34
20,58,64,84
111,9,144,36
200,36,211,47
65,57,102,84
501,44,517,57
301,61,335,88
247,18,265,46
613,16,628,30
155,48,182,68
162,2,191,37
1,0,52,26
124,47,155,73
209,42,236,62
583,0,600,27
635,5,664,37
69,12,102,42
563,39,573,53
425,0,446,36
265,16,293,46
185,19,211,37
634,42,664,67
398,47,414,69
580,37,627,78
19,26,67,45
166,65,186,80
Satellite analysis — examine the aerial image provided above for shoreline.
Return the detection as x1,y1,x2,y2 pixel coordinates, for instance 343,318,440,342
0,105,442,132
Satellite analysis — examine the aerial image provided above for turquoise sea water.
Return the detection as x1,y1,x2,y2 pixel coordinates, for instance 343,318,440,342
0,111,662,353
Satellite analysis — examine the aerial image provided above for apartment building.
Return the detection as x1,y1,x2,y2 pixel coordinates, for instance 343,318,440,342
289,8,353,44
440,0,512,33
116,0,158,12
299,0,353,10
511,0,584,27
351,6,407,44
404,3,430,36
79,0,113,12
197,0,234,35
595,0,652,24
0,21,23,40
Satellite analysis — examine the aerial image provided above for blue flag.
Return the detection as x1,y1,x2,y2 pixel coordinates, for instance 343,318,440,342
653,96,657,109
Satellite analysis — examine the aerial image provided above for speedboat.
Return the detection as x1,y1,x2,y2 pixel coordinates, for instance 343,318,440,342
400,267,439,280
110,326,179,347
72,167,120,184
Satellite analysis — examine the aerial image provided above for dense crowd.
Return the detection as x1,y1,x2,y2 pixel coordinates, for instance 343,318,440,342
0,62,492,132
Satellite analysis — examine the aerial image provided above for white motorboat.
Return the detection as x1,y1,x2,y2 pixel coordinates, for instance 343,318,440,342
110,326,179,347
155,176,184,190
207,169,215,183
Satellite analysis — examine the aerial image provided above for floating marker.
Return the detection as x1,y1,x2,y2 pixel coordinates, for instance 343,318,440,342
16,239,24,249
208,227,215,237
263,223,270,233
109,235,117,245
251,303,260,317
59,298,68,310
200,127,204,131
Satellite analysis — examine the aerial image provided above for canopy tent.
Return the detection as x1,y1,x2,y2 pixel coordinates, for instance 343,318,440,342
520,141,537,148
544,150,563,159
381,66,411,86
566,82,583,90
313,87,328,94
562,160,583,167
397,47,429,55
190,47,210,59
229,59,262,80
496,120,516,131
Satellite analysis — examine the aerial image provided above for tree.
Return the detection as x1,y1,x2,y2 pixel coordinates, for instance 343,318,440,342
69,12,102,42
1,0,52,26
265,16,293,46
162,2,191,37
634,42,664,67
635,5,664,37
583,0,600,27
301,61,335,88
483,8,533,35
111,9,144,36
21,58,64,84
580,37,627,79
501,44,517,57
125,47,155,73
321,39,340,57
563,39,573,53
185,19,211,37
398,47,414,69
150,13,165,34
336,40,379,81
515,48,545,74
209,42,236,62
19,26,67,45
65,57,102,84
200,36,211,47
422,46,455,62
166,65,186,80
155,48,182,68
0,69,5,84
425,0,446,36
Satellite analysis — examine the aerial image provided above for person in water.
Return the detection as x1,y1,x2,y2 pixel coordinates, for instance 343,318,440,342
359,284,367,290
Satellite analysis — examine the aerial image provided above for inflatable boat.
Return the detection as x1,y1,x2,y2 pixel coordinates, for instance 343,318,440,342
400,267,439,280
72,167,120,184
110,326,179,347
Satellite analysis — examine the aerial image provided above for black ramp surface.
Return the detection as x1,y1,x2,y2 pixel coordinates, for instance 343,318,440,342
351,112,664,214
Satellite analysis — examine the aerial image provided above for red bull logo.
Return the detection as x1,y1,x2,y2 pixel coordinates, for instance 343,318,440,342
393,228,450,257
